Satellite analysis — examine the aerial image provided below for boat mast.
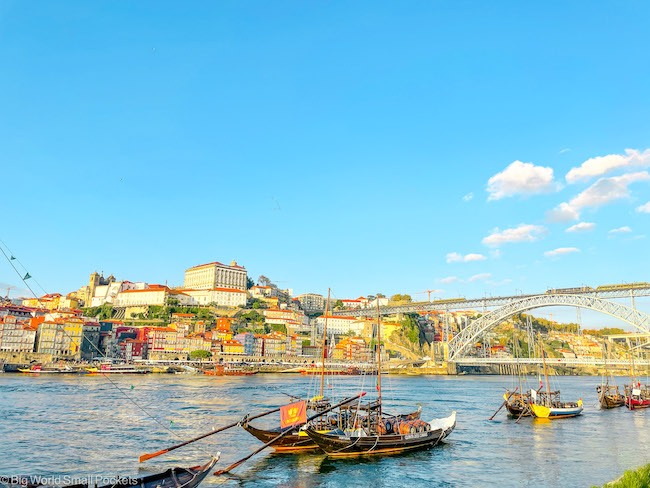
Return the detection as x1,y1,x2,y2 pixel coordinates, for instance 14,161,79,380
376,298,382,423
320,288,331,398
539,333,550,400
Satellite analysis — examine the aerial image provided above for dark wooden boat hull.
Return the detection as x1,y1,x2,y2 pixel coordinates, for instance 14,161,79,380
98,457,217,488
505,402,531,417
3,458,218,488
242,423,319,451
243,408,423,452
600,395,625,409
504,392,532,417
304,413,455,457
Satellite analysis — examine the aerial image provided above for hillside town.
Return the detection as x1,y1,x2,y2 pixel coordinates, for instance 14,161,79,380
0,259,642,369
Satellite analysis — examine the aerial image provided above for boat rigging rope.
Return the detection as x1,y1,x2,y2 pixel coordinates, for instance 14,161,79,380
0,240,215,456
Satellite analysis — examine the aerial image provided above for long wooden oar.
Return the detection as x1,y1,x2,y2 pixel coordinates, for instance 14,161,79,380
489,387,517,420
139,406,282,462
215,392,367,475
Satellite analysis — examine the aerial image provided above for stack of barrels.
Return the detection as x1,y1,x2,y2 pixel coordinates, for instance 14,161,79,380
377,418,431,435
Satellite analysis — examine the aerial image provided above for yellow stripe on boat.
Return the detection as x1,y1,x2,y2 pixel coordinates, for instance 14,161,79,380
298,430,330,437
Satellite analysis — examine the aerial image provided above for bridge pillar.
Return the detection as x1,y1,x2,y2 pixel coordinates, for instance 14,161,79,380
446,362,456,375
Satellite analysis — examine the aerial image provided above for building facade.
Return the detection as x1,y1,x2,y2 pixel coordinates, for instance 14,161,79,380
183,260,247,291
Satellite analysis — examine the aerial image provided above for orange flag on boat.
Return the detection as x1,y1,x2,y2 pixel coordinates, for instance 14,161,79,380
280,400,307,429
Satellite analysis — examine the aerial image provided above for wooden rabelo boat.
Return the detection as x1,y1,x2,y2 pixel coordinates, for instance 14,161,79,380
94,457,218,488
242,289,423,453
529,335,582,419
241,290,337,452
303,300,456,456
624,384,650,409
597,343,625,409
597,384,625,409
504,390,532,417
623,352,650,409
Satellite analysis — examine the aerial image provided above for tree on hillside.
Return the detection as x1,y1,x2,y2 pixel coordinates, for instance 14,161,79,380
246,277,255,289
190,350,212,359
391,294,412,302
334,299,344,309
258,275,272,287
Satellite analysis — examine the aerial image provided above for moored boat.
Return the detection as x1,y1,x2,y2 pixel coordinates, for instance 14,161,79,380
303,297,455,457
529,334,582,419
597,384,625,409
504,390,532,417
304,411,456,457
529,391,583,419
201,366,257,376
85,365,150,374
2,457,219,488
624,384,650,410
18,364,77,375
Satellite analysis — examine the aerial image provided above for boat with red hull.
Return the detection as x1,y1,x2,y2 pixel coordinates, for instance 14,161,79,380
624,384,650,409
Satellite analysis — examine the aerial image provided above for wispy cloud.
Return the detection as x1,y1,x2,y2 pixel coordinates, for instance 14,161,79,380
487,161,559,200
446,252,487,263
439,276,460,284
637,202,650,213
482,224,548,247
559,148,571,154
462,192,473,201
566,148,650,183
544,247,580,258
547,172,650,222
468,273,492,282
566,222,596,233
609,226,632,234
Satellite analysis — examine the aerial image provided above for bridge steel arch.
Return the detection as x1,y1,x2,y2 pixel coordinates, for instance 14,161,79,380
447,294,650,362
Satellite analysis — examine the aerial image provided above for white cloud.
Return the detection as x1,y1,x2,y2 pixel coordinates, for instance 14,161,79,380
566,222,596,233
440,276,460,284
637,202,650,213
463,192,473,201
487,161,558,200
566,148,650,183
482,224,548,247
560,148,571,154
546,172,650,221
609,226,632,234
547,202,581,223
468,273,492,282
465,253,487,262
445,252,462,263
544,247,580,258
445,252,487,263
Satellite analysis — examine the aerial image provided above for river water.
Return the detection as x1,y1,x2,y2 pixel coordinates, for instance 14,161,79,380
1,373,648,487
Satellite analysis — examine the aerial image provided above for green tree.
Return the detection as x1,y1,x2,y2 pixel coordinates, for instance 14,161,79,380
252,302,261,309
270,323,287,334
246,277,255,289
190,350,212,359
334,299,344,309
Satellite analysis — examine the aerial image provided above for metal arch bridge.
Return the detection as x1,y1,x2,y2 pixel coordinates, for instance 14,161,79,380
447,294,650,361
330,285,650,317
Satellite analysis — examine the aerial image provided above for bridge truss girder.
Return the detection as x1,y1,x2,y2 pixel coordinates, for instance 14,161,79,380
447,294,650,362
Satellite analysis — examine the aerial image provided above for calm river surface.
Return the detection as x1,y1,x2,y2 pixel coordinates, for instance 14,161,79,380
1,373,648,487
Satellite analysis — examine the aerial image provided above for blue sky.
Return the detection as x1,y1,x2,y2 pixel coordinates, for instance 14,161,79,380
1,1,649,327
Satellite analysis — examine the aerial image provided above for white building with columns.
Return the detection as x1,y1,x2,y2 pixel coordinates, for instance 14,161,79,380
183,260,247,291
